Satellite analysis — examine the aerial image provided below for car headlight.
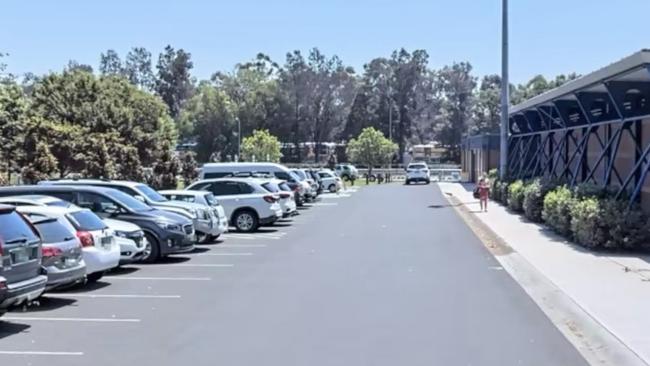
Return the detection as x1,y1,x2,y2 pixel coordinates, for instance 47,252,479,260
188,208,199,219
115,230,129,238
155,221,182,231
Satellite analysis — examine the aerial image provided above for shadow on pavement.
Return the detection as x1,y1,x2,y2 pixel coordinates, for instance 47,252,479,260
55,280,111,293
0,321,30,339
10,296,77,313
107,266,140,276
187,246,210,254
144,256,191,264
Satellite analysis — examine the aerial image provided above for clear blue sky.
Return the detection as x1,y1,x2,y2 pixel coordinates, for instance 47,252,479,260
1,0,649,84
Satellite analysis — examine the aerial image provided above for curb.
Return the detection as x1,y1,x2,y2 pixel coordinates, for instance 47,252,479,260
444,191,649,366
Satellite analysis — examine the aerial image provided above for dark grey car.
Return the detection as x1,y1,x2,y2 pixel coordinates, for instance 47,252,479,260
0,186,195,263
0,205,48,316
26,215,86,290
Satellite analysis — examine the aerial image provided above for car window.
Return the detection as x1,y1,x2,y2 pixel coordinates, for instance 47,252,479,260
203,172,230,179
44,191,74,202
0,210,39,243
204,193,218,206
136,184,168,203
262,182,279,193
238,183,254,194
409,164,427,170
33,218,74,243
209,182,241,196
172,195,196,203
68,210,108,231
275,171,291,181
76,192,124,215
278,182,291,191
104,190,153,212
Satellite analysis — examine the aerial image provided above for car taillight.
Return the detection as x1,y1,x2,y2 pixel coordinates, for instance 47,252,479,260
42,246,63,258
263,195,277,203
76,231,94,247
0,277,6,290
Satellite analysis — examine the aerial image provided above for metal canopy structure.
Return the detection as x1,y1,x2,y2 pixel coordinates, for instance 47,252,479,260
508,50,650,206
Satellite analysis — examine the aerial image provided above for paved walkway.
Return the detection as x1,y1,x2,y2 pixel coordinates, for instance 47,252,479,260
440,182,650,365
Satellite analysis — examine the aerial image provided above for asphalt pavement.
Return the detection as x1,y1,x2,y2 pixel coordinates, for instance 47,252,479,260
0,183,588,366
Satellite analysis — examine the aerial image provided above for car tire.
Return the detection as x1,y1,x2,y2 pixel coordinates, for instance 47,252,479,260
86,272,104,283
196,232,215,244
234,210,258,233
405,180,410,185
142,232,161,263
426,180,431,185
328,184,337,193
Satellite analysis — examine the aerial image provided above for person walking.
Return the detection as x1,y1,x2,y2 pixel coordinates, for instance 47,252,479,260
477,176,490,212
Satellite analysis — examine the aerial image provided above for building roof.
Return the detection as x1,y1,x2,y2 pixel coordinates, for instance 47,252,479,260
510,49,650,115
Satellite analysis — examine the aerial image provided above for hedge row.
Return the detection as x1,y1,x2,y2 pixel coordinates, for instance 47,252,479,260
489,175,650,251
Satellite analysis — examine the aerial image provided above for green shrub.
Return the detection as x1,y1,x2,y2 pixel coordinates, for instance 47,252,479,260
487,169,498,180
497,181,510,204
490,178,501,202
522,179,553,222
599,199,650,250
542,186,575,237
507,180,525,212
570,197,602,248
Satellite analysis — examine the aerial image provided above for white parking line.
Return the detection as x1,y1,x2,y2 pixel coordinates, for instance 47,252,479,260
0,351,84,356
105,276,211,281
45,294,182,299
3,316,140,323
197,252,253,256
146,263,234,268
215,244,268,248
313,202,339,206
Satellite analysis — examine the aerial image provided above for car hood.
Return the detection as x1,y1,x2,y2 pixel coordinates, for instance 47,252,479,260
103,218,142,232
137,209,193,225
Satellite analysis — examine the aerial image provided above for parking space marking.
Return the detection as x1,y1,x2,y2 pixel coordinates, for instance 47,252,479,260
313,202,339,206
144,263,234,268
0,351,84,356
215,244,268,248
105,276,211,281
45,294,182,299
3,316,140,323
320,194,351,199
197,252,253,256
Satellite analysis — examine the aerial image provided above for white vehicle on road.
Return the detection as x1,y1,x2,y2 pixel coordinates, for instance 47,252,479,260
159,190,229,242
0,195,145,264
405,162,431,185
186,178,283,233
318,169,343,193
15,205,120,282
253,178,297,218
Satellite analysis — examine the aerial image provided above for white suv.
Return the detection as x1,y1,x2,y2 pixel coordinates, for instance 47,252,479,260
186,178,283,233
405,162,430,185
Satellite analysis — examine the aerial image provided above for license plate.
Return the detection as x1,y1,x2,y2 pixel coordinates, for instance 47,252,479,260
101,236,113,248
62,257,78,267
11,248,30,264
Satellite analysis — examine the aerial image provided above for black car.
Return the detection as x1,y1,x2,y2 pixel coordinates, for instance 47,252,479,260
0,186,195,263
0,204,48,316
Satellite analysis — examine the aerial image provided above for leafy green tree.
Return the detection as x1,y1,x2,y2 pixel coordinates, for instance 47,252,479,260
125,47,156,91
241,129,282,162
472,74,502,134
347,127,397,181
22,142,58,184
80,134,117,179
156,45,194,119
0,82,28,180
99,49,124,76
179,84,238,162
151,142,180,189
180,151,198,185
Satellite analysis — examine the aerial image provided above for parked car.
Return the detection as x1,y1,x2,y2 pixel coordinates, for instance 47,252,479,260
40,180,219,244
254,178,298,218
19,209,87,289
186,178,283,232
199,162,310,206
335,164,359,181
17,205,119,282
0,195,145,264
291,169,318,201
306,169,324,195
0,186,194,262
405,162,431,185
318,169,343,193
159,190,229,242
0,204,48,317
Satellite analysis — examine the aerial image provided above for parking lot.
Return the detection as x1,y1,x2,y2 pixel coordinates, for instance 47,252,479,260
0,187,361,366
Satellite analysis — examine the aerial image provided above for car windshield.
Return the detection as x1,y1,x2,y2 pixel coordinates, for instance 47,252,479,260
262,182,280,193
136,184,168,203
0,210,39,243
104,189,154,212
68,210,108,231
409,164,427,170
293,170,306,180
34,218,74,243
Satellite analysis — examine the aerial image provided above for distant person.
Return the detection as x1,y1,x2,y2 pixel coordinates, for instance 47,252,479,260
477,175,490,212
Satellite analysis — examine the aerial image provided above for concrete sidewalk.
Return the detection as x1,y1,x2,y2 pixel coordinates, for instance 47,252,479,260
440,182,650,365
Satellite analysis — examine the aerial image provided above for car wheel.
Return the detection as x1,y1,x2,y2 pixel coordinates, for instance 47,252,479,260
142,232,161,263
196,232,215,244
426,180,431,185
86,272,104,283
328,184,337,193
405,180,410,185
234,210,258,233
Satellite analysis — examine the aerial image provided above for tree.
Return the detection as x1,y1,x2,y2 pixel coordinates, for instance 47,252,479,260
472,74,502,134
347,127,397,182
125,47,155,91
241,129,282,163
0,82,28,180
66,60,93,73
151,142,180,189
179,84,238,162
180,151,198,185
99,49,124,76
21,142,58,184
156,45,194,119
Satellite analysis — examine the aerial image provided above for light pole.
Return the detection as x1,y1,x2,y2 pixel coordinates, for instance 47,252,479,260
499,0,509,179
237,117,241,162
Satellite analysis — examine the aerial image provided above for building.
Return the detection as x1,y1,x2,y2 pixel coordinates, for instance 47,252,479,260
507,50,650,211
461,134,500,182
